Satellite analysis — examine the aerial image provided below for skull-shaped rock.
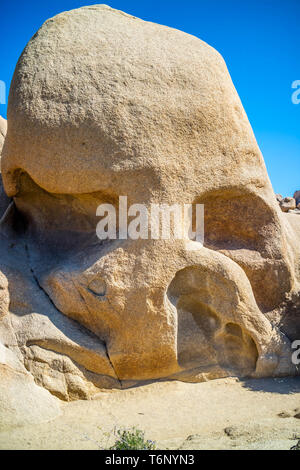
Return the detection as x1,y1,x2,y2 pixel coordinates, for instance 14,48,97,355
1,5,299,398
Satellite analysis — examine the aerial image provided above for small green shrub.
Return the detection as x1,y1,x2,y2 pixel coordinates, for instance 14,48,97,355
109,427,156,450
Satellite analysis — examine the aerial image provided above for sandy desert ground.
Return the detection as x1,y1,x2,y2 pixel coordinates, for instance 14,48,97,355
1,376,300,450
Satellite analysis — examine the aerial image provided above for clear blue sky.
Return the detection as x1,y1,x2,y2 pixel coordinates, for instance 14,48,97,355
0,0,299,196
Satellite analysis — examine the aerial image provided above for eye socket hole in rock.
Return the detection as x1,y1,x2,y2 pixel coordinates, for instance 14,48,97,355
191,187,292,313
225,322,243,338
167,266,258,376
193,188,277,252
214,329,258,374
10,171,120,251
175,295,221,367
177,295,221,339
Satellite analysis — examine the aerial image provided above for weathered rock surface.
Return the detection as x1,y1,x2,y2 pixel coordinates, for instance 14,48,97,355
0,342,61,430
0,5,299,421
0,292,61,430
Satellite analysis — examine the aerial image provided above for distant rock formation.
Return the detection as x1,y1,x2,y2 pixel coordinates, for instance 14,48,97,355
294,190,300,207
276,193,300,214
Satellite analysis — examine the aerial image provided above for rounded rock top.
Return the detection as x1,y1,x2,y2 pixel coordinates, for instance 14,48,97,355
2,5,264,199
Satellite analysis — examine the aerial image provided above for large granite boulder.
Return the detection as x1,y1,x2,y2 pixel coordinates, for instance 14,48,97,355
0,5,299,410
280,197,296,213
